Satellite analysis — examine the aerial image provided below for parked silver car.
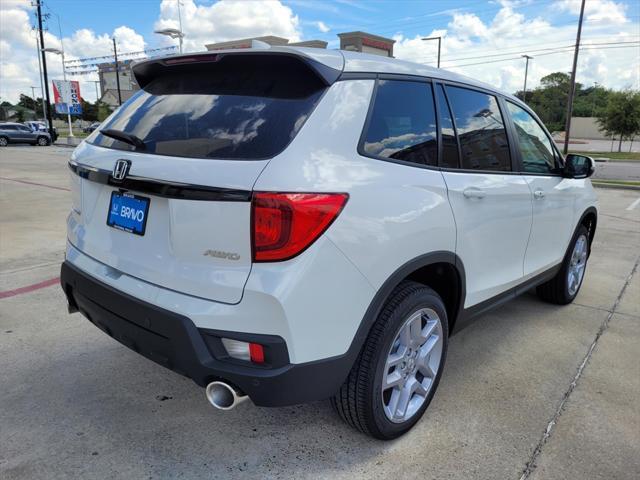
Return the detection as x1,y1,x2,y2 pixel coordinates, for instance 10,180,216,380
0,122,51,146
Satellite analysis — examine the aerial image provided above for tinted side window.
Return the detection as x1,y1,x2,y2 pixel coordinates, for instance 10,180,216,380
2,125,16,130
363,80,437,166
435,85,459,169
445,86,511,171
506,102,559,174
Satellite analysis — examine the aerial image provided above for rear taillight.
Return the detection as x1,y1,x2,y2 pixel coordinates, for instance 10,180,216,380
252,192,348,262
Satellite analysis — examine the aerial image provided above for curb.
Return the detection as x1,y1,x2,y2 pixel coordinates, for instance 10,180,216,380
592,182,640,191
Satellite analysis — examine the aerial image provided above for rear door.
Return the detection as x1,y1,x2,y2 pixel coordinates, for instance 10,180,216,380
17,125,35,141
504,101,574,276
437,84,532,307
68,53,332,304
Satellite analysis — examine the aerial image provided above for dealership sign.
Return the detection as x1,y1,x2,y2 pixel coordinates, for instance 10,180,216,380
52,80,82,115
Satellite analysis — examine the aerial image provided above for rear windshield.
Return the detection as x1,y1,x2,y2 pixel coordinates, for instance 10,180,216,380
87,55,327,160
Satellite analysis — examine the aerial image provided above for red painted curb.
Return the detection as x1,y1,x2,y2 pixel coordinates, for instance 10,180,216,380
0,176,70,192
0,277,60,299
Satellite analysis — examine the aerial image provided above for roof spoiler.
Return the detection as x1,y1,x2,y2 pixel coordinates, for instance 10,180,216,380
132,50,343,89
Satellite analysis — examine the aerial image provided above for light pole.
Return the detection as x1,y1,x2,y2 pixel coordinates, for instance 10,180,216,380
422,36,441,68
42,47,74,136
155,28,184,54
30,86,39,115
91,80,101,102
522,55,533,102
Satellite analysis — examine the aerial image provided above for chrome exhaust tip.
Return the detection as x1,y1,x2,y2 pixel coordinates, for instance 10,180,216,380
205,381,248,410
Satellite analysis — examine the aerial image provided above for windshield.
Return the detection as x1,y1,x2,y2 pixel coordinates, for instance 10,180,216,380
87,56,327,160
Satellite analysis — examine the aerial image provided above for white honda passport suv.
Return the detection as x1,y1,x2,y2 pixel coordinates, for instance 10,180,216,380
61,47,597,439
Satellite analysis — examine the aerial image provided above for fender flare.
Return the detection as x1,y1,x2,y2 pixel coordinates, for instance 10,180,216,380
349,251,465,353
575,206,598,256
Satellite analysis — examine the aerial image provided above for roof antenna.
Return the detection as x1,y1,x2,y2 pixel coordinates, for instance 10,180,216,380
251,39,271,50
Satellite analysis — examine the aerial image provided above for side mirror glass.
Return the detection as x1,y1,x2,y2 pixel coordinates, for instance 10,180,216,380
564,154,595,179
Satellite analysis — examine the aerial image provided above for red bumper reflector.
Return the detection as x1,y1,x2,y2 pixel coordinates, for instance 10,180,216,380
249,343,265,364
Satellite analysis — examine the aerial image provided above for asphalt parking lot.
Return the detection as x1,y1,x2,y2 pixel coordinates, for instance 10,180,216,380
1,145,639,480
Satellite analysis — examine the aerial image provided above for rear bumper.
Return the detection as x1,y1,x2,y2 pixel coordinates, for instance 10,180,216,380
60,261,353,407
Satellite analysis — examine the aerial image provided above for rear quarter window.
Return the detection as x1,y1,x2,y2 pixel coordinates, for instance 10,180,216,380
361,80,437,167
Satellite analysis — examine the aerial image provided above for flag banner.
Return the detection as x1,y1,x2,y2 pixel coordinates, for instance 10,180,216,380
52,80,83,115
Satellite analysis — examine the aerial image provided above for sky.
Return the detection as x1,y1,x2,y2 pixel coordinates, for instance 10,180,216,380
0,0,639,103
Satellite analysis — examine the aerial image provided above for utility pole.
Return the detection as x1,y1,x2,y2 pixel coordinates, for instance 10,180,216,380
522,55,533,103
113,37,122,106
34,31,47,121
422,36,441,68
92,80,101,102
30,86,37,107
36,1,54,138
563,0,586,155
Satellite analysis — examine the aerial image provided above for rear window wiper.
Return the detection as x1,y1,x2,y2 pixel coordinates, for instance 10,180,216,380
100,129,146,151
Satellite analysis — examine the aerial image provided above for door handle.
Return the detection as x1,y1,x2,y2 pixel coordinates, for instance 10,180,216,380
463,187,486,199
533,189,545,199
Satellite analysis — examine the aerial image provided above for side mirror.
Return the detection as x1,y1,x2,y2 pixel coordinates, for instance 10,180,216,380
564,154,595,179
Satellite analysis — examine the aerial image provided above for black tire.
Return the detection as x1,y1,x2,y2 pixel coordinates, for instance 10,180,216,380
0,136,8,147
36,136,49,146
331,281,448,440
537,225,590,305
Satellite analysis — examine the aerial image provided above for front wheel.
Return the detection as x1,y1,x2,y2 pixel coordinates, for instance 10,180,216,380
36,136,49,146
332,281,448,439
537,225,590,304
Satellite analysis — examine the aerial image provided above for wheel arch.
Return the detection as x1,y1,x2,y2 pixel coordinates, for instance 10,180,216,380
577,206,597,256
352,252,465,349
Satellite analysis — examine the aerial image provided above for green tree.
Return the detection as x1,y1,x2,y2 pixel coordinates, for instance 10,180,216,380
515,73,612,133
18,94,37,111
574,84,610,117
597,90,640,152
96,101,112,121
515,72,575,132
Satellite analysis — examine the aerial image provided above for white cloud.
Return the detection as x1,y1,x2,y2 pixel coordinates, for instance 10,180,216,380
557,0,628,25
0,0,147,104
316,21,330,33
449,13,489,39
0,0,299,104
154,0,301,52
0,0,637,106
393,1,639,94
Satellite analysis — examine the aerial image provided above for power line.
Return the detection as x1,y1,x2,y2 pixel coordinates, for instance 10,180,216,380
64,46,176,65
440,44,639,69
420,40,639,64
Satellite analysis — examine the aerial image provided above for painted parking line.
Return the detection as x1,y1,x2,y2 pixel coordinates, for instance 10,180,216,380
625,197,640,211
0,277,60,299
0,176,70,192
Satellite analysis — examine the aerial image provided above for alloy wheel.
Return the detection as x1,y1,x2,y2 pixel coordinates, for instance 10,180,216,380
567,234,588,296
381,308,443,423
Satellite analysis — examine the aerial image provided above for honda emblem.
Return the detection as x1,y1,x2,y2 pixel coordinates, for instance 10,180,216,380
112,159,131,182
